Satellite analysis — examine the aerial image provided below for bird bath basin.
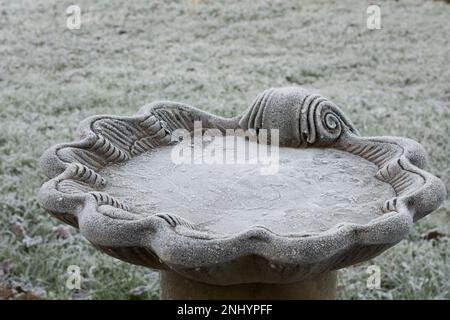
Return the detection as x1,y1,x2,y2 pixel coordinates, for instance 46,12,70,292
38,87,445,299
101,137,394,236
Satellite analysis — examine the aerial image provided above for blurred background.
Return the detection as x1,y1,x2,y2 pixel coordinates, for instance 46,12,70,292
0,0,449,299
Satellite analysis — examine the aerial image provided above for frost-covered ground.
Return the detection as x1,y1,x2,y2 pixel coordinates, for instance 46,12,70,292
0,0,449,299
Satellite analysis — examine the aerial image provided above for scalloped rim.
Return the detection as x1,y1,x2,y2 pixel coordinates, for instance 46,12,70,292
38,92,446,285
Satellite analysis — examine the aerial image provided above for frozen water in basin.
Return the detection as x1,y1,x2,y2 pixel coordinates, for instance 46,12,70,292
101,136,395,235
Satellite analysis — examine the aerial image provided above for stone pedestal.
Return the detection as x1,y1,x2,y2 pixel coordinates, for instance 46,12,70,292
159,270,337,300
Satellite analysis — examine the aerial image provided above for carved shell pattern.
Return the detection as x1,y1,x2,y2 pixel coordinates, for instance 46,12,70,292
240,88,360,147
38,87,446,284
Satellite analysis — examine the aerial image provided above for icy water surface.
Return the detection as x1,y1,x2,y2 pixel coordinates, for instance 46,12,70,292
101,136,395,235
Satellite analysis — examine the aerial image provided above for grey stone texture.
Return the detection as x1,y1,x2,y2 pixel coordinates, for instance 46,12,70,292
160,270,337,300
39,87,446,285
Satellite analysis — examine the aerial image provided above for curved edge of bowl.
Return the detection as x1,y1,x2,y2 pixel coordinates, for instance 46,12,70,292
37,94,446,284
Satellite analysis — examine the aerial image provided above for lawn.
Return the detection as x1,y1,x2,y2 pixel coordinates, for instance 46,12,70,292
0,0,449,299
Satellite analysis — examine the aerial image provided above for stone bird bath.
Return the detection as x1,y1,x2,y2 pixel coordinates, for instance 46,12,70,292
38,87,445,299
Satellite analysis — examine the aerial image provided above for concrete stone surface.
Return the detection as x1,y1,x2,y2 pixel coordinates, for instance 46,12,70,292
160,270,337,300
38,87,446,287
